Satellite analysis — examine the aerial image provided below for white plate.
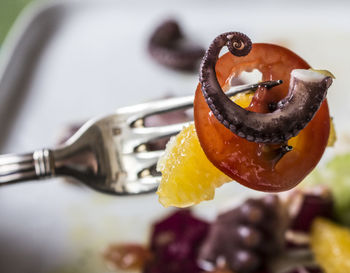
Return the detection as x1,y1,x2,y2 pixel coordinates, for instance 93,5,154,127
0,1,349,272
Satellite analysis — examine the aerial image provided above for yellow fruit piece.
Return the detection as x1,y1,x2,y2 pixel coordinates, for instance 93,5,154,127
156,92,253,208
156,124,231,207
311,218,350,273
327,117,336,147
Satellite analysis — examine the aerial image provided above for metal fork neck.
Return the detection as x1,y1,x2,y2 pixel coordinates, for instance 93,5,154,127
0,149,55,185
33,149,55,177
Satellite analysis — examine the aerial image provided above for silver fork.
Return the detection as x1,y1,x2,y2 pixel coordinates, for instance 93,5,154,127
0,80,282,195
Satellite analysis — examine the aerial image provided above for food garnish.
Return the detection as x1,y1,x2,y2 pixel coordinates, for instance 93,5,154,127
199,195,285,273
148,20,205,71
157,93,253,207
146,210,209,273
195,32,333,192
104,244,151,271
157,31,334,207
305,153,350,225
198,33,332,144
287,187,333,233
105,187,339,273
311,218,350,273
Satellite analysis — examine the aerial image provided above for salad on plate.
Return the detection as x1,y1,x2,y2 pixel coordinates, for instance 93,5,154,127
102,29,350,273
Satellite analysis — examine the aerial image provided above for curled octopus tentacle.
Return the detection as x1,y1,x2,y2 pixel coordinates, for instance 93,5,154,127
199,32,333,144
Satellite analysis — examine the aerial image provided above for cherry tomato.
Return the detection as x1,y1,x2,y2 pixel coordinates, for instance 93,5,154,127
194,43,330,192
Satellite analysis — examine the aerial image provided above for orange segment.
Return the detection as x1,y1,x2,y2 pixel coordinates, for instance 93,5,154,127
311,218,350,273
156,92,253,208
156,124,230,207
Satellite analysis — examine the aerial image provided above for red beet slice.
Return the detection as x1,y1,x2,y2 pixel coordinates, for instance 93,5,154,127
145,210,209,273
289,191,333,232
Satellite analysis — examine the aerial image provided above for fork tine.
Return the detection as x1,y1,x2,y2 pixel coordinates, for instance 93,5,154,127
134,150,164,167
123,122,188,153
118,80,283,125
131,122,189,143
125,176,160,194
117,95,194,123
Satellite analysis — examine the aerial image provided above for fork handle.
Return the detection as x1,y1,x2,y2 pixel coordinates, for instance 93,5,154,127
0,149,55,185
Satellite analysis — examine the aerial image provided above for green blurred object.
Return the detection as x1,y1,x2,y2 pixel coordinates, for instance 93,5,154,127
304,153,350,226
0,0,33,44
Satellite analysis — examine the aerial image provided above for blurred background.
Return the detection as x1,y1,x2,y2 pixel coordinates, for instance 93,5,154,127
0,0,31,43
0,0,349,273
